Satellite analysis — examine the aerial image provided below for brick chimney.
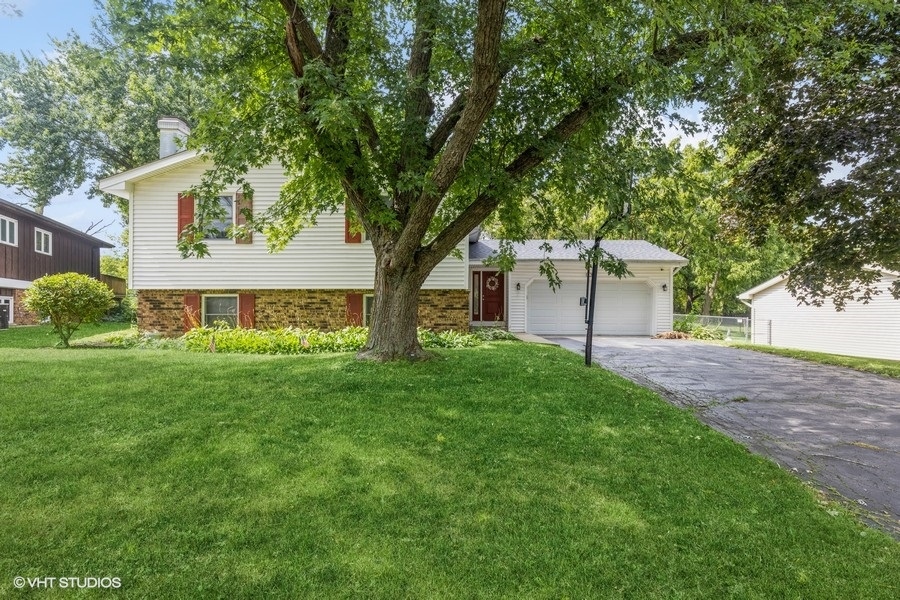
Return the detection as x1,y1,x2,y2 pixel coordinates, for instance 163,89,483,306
157,117,191,158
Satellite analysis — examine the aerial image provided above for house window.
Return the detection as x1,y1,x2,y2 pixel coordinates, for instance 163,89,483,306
34,228,52,255
0,216,17,246
205,196,234,239
203,295,238,327
363,294,375,326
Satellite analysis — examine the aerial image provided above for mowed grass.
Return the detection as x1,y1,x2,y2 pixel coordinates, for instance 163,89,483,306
730,342,900,379
0,341,898,598
0,322,131,349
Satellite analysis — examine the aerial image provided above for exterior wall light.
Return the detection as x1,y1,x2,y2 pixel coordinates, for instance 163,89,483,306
516,282,521,291
662,283,668,292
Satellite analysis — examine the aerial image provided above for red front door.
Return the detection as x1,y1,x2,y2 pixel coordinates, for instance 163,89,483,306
472,271,504,322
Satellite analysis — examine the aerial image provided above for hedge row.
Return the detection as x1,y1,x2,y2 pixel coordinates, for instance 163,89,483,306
181,325,516,354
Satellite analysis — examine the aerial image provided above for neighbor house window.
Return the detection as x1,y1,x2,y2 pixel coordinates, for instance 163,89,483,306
205,196,234,239
203,295,238,327
363,294,375,326
34,228,52,255
0,216,17,246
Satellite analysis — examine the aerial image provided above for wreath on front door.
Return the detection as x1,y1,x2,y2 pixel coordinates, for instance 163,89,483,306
486,276,500,291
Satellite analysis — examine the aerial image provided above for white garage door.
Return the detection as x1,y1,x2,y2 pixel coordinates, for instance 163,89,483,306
527,280,652,335
527,280,586,335
595,282,652,335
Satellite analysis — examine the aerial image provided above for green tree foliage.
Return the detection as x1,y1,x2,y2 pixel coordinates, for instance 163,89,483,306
100,255,128,280
110,0,825,359
100,229,129,279
624,142,798,315
723,2,899,308
23,273,115,347
0,11,206,215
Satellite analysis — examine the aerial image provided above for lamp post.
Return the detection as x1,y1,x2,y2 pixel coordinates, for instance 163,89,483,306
584,201,630,367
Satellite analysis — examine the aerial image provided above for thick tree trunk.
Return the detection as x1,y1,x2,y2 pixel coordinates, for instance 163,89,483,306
357,245,430,361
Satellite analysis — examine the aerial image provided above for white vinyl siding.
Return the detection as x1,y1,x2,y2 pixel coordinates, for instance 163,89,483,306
1,216,17,246
498,261,675,334
130,161,468,290
749,276,900,361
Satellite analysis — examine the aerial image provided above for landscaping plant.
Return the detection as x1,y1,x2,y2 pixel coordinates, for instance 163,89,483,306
22,272,115,347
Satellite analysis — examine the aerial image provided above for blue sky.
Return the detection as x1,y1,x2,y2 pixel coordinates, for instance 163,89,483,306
0,0,124,248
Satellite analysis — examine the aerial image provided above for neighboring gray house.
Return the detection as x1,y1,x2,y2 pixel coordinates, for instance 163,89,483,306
738,272,900,361
469,239,688,336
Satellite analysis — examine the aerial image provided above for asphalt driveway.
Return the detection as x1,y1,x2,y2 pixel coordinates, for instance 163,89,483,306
550,336,900,536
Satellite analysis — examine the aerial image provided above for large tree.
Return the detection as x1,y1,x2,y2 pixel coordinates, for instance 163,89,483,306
0,11,206,215
723,3,899,308
117,0,824,360
625,142,798,315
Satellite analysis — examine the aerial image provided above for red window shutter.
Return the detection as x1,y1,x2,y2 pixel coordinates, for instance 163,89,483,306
344,202,362,243
183,293,201,332
238,293,255,328
235,192,252,244
177,193,195,239
346,293,363,326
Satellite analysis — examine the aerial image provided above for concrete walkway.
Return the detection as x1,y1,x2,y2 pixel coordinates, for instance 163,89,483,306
549,336,900,536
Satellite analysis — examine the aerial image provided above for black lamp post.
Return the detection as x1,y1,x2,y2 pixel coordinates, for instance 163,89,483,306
584,201,630,367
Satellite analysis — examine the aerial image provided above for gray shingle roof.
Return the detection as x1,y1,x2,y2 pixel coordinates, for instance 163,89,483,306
469,239,687,263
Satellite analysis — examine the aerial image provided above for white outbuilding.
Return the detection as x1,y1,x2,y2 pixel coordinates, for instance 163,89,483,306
738,272,900,361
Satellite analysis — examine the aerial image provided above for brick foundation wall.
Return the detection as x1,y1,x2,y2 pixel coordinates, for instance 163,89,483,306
138,288,470,337
12,289,39,325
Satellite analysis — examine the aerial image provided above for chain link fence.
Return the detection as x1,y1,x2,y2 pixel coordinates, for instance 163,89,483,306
674,314,751,340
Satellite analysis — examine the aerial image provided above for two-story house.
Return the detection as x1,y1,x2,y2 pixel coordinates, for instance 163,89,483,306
0,199,114,325
99,118,686,337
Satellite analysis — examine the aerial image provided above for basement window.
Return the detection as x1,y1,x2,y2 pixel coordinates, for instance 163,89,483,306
203,295,238,327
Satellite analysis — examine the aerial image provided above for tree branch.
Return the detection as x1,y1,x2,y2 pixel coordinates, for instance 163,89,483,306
395,0,438,218
284,19,306,80
397,0,508,261
324,2,351,73
425,36,546,161
418,29,717,272
279,0,324,59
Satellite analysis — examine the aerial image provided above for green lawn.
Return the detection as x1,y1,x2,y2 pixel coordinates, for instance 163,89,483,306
729,342,900,379
0,322,132,349
1,337,897,598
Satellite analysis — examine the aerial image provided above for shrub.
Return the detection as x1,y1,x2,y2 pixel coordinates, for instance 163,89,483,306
688,324,725,340
104,291,137,323
22,273,115,347
106,328,186,350
471,327,518,342
181,325,487,354
673,315,725,340
417,328,481,348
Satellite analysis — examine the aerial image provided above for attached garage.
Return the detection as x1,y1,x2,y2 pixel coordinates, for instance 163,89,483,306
527,280,585,335
470,239,688,336
527,280,653,335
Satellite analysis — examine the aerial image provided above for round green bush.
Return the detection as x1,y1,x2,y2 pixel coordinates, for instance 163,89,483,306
23,273,115,347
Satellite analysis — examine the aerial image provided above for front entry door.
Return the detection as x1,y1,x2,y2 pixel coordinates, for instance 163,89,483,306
472,271,504,322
